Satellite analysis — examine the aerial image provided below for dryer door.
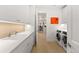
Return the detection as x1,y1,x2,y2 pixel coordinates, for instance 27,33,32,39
62,35,67,47
56,33,61,41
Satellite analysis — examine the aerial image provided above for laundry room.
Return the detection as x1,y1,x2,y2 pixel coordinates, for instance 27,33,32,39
0,5,68,53
1,5,79,53
0,0,79,59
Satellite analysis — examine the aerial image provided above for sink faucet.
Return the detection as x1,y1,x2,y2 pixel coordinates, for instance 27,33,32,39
8,33,11,37
15,32,18,34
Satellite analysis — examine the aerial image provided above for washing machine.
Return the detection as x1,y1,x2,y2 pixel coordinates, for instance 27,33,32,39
56,30,63,47
56,24,67,50
62,31,67,51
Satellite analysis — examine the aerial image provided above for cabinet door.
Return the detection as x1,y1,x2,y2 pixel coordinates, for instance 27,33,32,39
62,6,72,52
72,6,79,42
62,6,68,24
71,40,79,53
62,6,72,41
11,33,35,53
11,38,30,53
68,6,79,53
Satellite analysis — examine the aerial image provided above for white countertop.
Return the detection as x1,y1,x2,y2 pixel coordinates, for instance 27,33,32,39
57,28,67,32
57,24,67,32
0,24,34,53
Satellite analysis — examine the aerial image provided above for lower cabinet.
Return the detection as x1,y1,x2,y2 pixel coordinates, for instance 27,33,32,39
11,32,35,53
67,40,79,53
70,40,79,53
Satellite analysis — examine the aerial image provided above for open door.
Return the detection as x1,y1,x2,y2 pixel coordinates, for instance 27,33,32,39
38,13,47,34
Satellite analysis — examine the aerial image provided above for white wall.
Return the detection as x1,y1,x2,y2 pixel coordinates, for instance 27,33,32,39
36,6,62,41
0,5,35,27
62,6,68,24
46,7,62,41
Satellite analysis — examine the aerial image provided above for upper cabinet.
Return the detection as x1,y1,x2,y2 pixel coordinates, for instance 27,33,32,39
66,6,79,53
0,6,35,25
71,6,79,42
62,6,71,24
62,6,72,41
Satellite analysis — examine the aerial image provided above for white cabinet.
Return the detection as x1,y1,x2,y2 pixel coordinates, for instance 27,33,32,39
62,6,72,24
62,6,68,24
59,5,79,52
62,6,72,42
71,6,79,42
67,6,79,53
70,40,79,53
69,6,79,53
63,6,72,40
11,32,35,53
62,6,72,52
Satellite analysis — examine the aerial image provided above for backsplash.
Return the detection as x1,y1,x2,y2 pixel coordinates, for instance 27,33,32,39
0,22,25,38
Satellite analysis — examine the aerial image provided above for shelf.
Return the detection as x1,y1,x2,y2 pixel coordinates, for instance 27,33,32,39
0,20,24,25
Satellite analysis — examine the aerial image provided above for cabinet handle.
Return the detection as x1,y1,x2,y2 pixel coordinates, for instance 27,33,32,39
68,43,72,48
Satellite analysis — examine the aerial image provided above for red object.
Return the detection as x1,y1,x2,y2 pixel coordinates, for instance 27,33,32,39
50,17,59,24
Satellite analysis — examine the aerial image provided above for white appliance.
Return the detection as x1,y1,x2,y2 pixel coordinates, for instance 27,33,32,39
56,24,67,51
56,30,63,47
62,31,67,51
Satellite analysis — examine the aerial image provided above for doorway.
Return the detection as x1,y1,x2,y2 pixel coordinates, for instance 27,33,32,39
38,13,47,35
